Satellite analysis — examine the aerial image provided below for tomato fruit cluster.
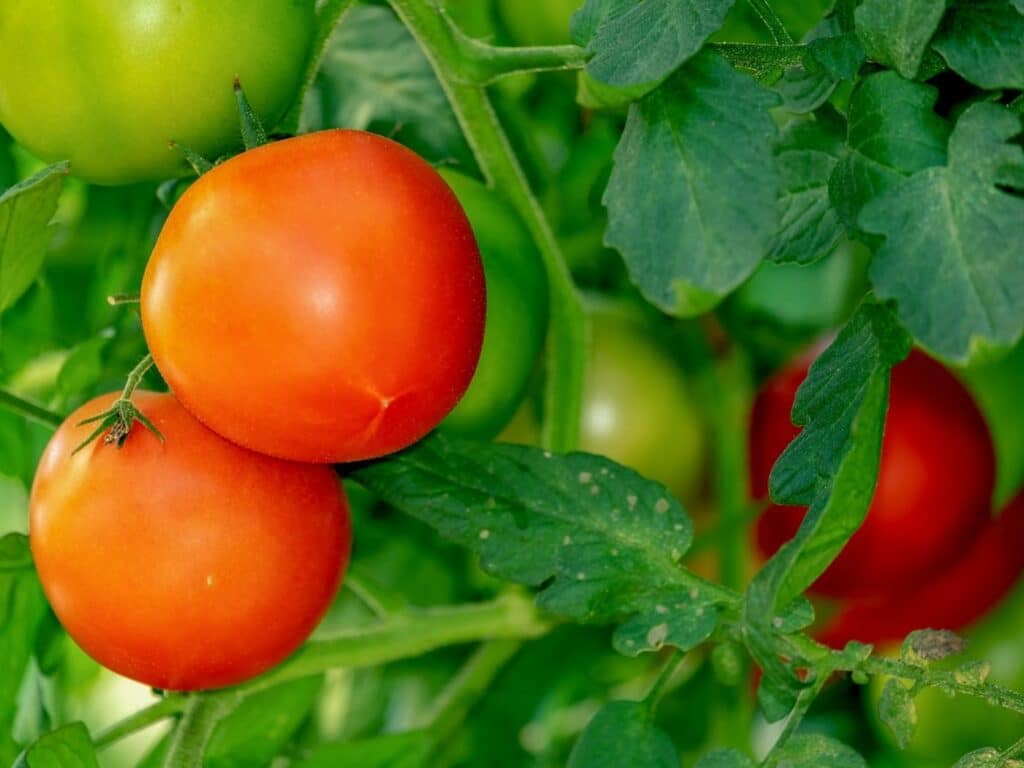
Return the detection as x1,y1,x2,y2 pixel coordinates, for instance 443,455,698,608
0,1,315,184
29,129,489,691
750,348,1012,644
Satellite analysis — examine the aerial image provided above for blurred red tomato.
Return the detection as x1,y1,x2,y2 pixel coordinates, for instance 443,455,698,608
751,349,995,598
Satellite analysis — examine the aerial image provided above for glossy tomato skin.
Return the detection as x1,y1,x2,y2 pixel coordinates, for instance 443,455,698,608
818,492,1024,647
29,391,351,691
141,130,486,463
752,349,995,598
0,1,314,185
438,169,548,440
580,311,706,506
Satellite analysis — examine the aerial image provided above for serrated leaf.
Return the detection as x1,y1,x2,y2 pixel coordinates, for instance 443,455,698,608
293,731,433,768
829,72,950,227
0,164,66,314
776,16,861,114
301,5,470,165
577,0,735,89
808,33,865,81
854,0,948,79
1,534,49,764
696,749,756,768
860,103,1024,363
12,723,98,768
352,434,734,656
603,51,779,316
879,679,917,749
934,1,1024,89
743,302,910,715
954,748,1022,768
773,734,867,767
768,113,847,264
567,701,678,768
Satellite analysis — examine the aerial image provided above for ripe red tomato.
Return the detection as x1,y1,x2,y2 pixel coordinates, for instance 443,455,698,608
29,392,351,691
751,349,995,598
818,491,1024,647
141,130,486,463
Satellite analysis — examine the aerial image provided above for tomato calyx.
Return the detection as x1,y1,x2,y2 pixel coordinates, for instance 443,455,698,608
73,354,164,453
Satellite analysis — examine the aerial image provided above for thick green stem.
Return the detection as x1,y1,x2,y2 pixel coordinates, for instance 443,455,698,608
96,593,549,749
388,0,586,453
161,694,242,768
0,388,63,429
644,651,685,710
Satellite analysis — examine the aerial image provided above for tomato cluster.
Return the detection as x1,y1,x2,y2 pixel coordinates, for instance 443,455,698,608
749,347,1023,647
28,130,495,691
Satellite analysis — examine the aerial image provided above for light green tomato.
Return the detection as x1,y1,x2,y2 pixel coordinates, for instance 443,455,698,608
0,1,315,184
579,311,706,506
439,169,549,440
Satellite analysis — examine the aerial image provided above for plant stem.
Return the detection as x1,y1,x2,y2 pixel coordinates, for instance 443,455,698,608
160,694,242,768
421,639,522,740
455,37,589,83
123,354,155,398
0,388,63,429
388,0,586,453
761,674,827,765
746,0,794,45
95,696,185,748
644,651,685,710
711,43,805,75
280,0,356,134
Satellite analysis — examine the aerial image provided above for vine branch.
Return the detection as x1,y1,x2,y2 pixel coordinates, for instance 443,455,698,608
0,388,63,429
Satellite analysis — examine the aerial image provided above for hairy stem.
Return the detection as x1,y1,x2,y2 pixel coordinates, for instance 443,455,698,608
746,0,794,45
387,0,586,453
160,694,241,768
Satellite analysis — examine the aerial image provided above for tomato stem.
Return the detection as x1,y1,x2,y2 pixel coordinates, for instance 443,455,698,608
160,693,242,768
388,0,587,453
73,354,163,453
745,0,795,45
644,651,685,712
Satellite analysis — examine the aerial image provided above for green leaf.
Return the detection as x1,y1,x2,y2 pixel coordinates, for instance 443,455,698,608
352,434,735,657
953,748,1019,768
567,701,678,768
1,534,49,764
878,679,917,749
603,51,779,316
293,731,434,768
301,5,470,165
743,302,910,714
854,0,948,78
828,72,950,227
861,103,1024,363
206,677,323,768
576,0,735,89
12,723,98,768
695,749,756,768
808,33,866,81
773,734,867,767
933,1,1024,89
776,16,862,114
768,113,847,265
0,164,66,314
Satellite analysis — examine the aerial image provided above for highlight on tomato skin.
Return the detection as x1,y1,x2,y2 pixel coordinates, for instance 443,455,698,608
28,391,352,692
750,348,996,599
817,491,1024,649
141,129,487,464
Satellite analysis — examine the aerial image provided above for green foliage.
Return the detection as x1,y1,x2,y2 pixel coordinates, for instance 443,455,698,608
604,51,780,314
854,0,947,78
933,1,1024,89
11,723,98,768
566,700,678,768
861,103,1024,363
354,434,732,656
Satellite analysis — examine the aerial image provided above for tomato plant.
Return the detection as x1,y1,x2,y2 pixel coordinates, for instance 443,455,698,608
751,348,995,598
438,169,548,440
1,1,1024,767
141,130,486,463
29,391,351,691
0,1,315,185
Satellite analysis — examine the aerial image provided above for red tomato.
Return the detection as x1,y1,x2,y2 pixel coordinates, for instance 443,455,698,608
29,392,351,691
818,492,1024,647
141,130,486,463
751,349,995,598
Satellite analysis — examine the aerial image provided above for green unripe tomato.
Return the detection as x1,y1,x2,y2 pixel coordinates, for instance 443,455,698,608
0,1,315,185
580,311,706,506
496,0,581,46
439,169,549,440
